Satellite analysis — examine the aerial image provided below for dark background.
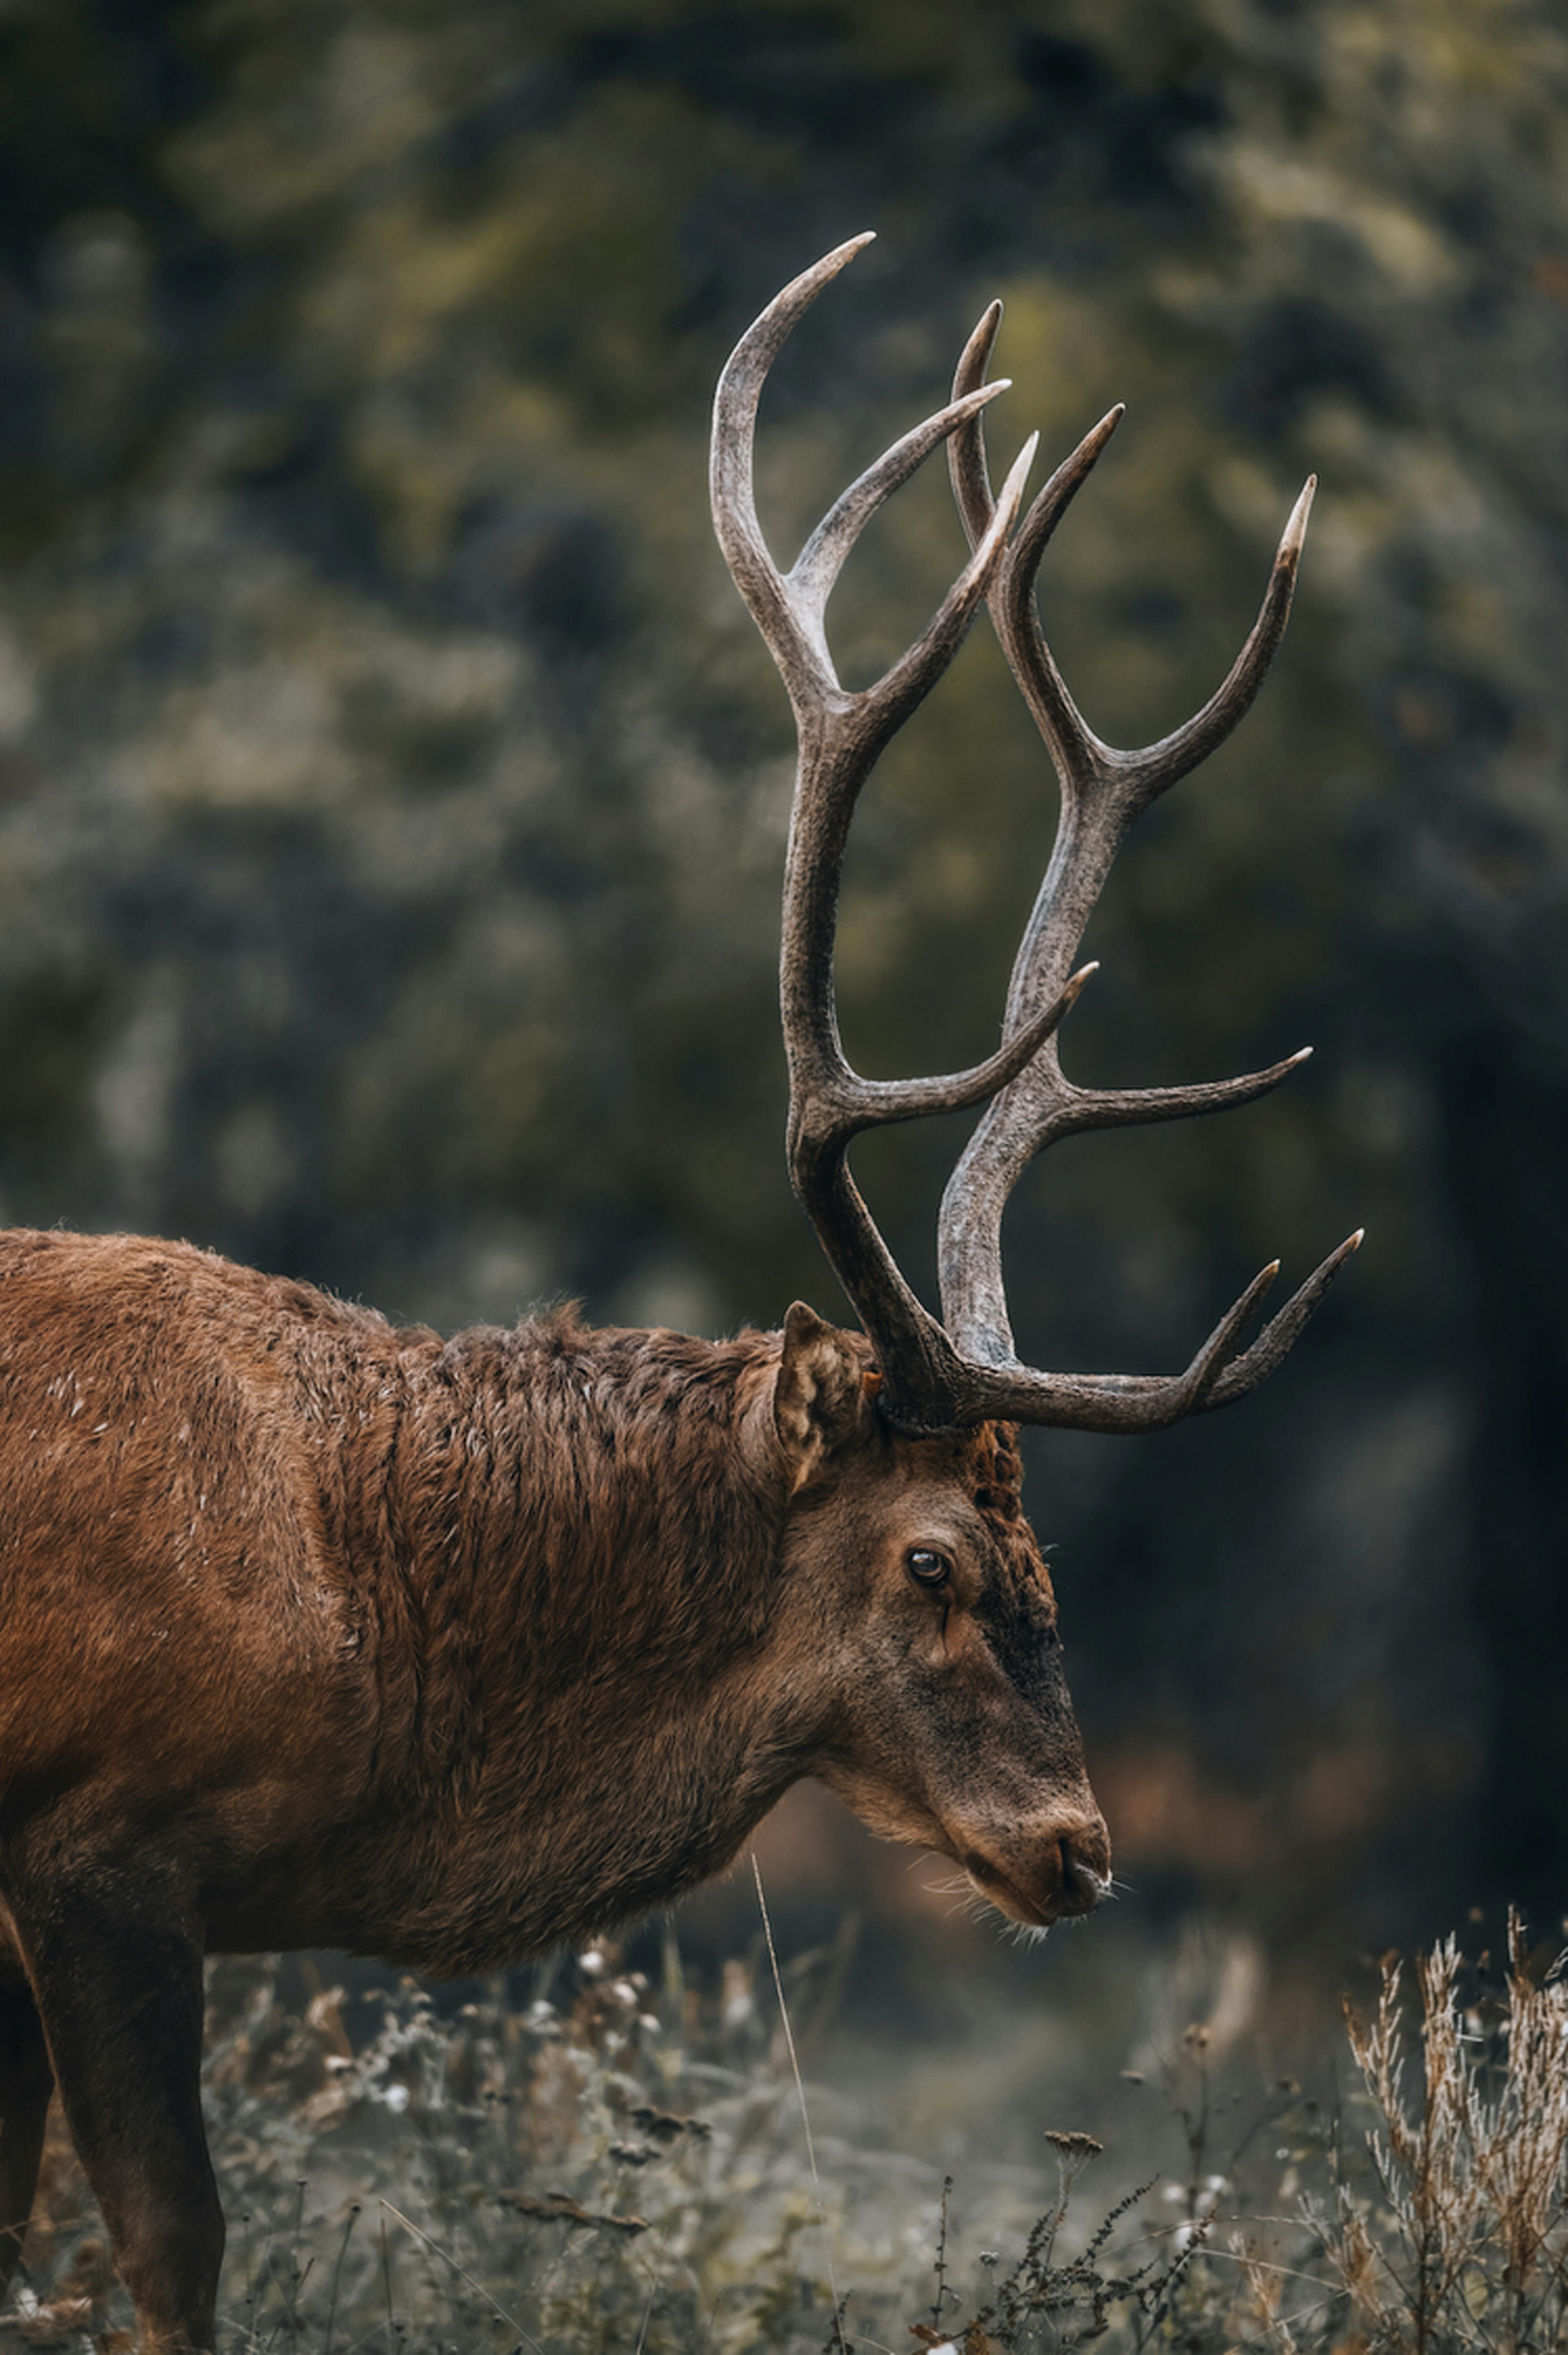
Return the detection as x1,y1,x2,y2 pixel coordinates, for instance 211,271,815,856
2,0,1566,2020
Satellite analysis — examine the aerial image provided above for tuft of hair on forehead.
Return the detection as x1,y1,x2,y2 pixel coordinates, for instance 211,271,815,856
980,1423,1025,1518
923,1420,1026,1529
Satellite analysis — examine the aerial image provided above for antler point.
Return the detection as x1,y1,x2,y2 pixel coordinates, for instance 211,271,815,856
955,379,1013,421
814,232,877,284
992,433,1037,528
1077,408,1124,460
956,305,1005,399
1284,477,1317,551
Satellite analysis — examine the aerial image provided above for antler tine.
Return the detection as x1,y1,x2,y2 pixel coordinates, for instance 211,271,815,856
796,962,1096,1159
986,409,1129,786
876,1231,1362,1439
791,379,1013,624
953,309,1125,792
1122,476,1316,804
1201,1229,1363,1411
711,229,1019,725
940,1256,1288,1435
711,232,877,699
1066,1044,1312,1134
949,300,1004,538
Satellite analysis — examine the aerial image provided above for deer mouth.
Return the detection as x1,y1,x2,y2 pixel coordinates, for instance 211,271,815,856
961,1848,1055,1926
961,1843,1109,1928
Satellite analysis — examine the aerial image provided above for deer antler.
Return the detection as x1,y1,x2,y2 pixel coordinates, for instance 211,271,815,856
711,237,1360,1434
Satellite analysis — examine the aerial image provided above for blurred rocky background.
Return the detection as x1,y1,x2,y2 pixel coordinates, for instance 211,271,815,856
1,0,1566,2029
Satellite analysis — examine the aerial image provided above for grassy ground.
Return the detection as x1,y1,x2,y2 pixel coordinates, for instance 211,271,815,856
6,1911,1567,2353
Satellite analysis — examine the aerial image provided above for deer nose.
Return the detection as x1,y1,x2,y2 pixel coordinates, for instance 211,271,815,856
1050,1814,1111,1918
959,1808,1112,1925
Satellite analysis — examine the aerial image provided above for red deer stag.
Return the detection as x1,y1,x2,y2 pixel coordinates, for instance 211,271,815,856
0,236,1357,2352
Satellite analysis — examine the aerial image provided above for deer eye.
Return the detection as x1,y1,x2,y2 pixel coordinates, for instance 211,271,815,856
906,1548,951,1590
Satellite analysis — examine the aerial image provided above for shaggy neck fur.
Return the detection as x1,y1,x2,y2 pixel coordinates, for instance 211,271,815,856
316,1309,814,1969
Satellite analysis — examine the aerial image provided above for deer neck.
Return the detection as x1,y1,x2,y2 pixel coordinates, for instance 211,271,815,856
331,1313,816,1967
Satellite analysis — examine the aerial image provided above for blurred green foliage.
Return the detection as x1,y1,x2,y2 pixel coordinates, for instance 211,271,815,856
1,0,1567,1945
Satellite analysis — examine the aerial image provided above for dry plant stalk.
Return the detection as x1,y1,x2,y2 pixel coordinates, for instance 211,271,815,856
1332,1912,1568,2354
1232,2230,1301,2355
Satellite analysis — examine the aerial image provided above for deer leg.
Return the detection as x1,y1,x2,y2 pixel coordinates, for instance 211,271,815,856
19,1885,219,2355
0,1971,53,2301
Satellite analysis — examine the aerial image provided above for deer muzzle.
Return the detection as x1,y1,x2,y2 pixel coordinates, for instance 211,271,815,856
960,1809,1111,1927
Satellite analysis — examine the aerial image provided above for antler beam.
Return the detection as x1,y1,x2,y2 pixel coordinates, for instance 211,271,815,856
711,237,1360,1434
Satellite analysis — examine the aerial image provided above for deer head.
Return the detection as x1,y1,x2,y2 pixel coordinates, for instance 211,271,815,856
750,1300,1107,1928
714,238,1360,1922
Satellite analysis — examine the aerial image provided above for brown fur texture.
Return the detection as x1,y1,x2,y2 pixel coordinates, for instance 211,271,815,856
0,1232,1107,2350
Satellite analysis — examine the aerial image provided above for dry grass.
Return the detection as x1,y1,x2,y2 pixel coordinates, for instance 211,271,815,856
1318,1912,1568,2354
4,1917,1568,2353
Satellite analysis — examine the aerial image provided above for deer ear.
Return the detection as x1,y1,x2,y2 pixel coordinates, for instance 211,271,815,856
771,1302,874,1491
